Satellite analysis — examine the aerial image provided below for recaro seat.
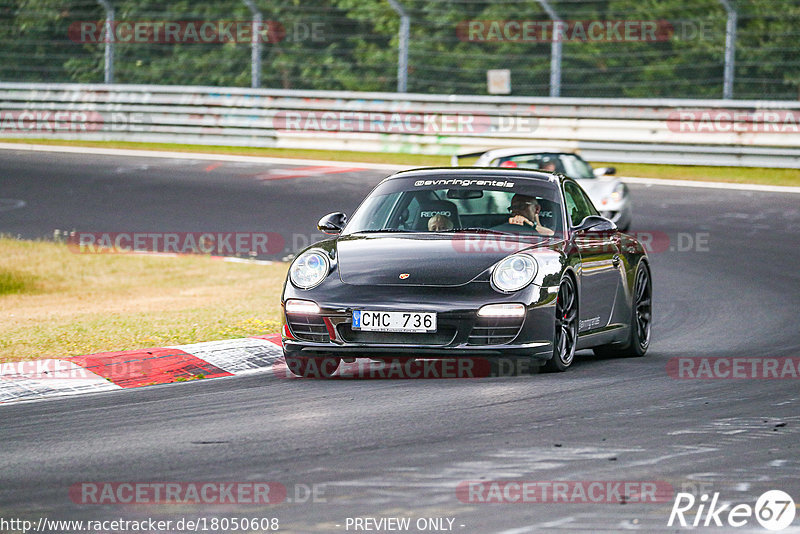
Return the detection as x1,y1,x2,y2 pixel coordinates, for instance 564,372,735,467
413,200,460,231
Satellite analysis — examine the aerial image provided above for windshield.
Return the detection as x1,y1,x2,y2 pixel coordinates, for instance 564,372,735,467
343,175,564,239
495,153,596,180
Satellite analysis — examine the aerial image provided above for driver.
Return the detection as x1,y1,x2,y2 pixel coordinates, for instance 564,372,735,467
505,194,555,236
539,159,556,172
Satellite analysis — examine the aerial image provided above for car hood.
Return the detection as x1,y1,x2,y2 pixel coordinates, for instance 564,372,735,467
336,234,551,287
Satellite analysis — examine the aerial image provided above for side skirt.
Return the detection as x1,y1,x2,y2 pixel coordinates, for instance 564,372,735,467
576,324,629,350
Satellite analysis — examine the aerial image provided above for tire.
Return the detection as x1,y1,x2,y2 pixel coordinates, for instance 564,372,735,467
544,275,579,372
593,262,651,358
284,354,341,378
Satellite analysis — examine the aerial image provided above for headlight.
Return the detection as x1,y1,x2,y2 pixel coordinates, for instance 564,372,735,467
609,183,626,203
289,250,330,289
492,254,538,292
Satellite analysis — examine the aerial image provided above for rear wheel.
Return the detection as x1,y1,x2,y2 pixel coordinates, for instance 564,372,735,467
284,354,340,378
593,262,651,358
544,275,578,372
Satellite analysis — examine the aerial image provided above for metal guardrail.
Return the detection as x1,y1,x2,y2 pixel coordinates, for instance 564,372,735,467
0,83,798,168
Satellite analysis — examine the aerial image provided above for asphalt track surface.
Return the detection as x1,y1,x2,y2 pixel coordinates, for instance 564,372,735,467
1,149,800,533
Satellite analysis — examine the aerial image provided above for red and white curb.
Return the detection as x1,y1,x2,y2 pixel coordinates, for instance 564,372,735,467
0,334,283,404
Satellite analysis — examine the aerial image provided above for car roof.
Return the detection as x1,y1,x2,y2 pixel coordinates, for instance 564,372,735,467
385,166,563,185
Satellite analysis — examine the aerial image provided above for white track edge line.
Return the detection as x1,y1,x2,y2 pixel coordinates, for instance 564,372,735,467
1,142,797,193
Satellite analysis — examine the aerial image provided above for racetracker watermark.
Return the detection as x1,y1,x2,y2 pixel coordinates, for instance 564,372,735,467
273,111,537,135
0,110,149,133
667,110,800,134
67,21,324,44
0,360,97,380
667,357,800,380
457,20,674,42
70,482,286,505
0,353,194,382
67,232,284,256
68,482,326,505
450,231,710,254
274,357,544,379
456,480,674,503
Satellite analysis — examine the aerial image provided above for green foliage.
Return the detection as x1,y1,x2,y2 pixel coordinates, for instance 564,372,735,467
0,0,797,99
0,268,38,295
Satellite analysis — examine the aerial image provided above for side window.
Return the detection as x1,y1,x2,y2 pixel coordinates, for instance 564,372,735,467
563,186,579,225
563,182,594,226
577,187,599,217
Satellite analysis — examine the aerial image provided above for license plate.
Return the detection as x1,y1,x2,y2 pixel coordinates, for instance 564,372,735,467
352,310,437,333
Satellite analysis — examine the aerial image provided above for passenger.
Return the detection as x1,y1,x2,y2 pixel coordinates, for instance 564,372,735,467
427,214,454,232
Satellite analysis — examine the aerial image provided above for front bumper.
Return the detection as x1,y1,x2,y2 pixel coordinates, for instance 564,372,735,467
600,200,632,229
282,285,557,360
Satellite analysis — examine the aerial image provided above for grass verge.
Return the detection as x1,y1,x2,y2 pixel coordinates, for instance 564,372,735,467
1,138,798,186
0,237,287,363
593,162,800,187
0,138,447,167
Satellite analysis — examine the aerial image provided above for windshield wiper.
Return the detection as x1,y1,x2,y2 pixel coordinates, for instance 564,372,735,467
441,227,516,235
356,228,414,233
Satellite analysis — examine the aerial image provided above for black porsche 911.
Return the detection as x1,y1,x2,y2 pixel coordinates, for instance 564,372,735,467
280,167,651,377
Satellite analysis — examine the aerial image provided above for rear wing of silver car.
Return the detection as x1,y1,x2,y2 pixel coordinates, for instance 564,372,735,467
450,150,491,166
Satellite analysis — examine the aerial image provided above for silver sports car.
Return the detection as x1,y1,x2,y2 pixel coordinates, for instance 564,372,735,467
453,148,632,231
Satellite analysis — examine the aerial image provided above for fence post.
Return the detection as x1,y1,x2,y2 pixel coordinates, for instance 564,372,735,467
718,0,737,99
243,0,263,88
96,0,114,83
535,0,562,97
387,0,409,93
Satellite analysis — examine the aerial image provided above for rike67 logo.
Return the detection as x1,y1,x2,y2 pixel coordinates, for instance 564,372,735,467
668,490,796,531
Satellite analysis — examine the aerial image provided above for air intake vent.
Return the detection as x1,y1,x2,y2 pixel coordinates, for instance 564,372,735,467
286,314,329,343
468,316,524,345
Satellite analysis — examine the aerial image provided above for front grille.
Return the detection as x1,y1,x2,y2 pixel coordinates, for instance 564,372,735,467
467,316,524,345
338,324,457,346
286,314,329,343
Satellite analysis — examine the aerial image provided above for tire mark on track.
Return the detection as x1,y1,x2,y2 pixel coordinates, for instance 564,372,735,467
0,198,25,212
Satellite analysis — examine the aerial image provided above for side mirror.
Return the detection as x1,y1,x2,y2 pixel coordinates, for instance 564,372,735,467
574,215,617,233
317,212,347,235
593,166,616,177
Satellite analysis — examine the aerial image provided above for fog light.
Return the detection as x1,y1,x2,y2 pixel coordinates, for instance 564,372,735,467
285,299,321,314
478,303,526,317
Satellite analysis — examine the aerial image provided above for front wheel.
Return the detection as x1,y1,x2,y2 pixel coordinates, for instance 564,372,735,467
593,262,651,358
284,354,341,378
544,275,578,372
